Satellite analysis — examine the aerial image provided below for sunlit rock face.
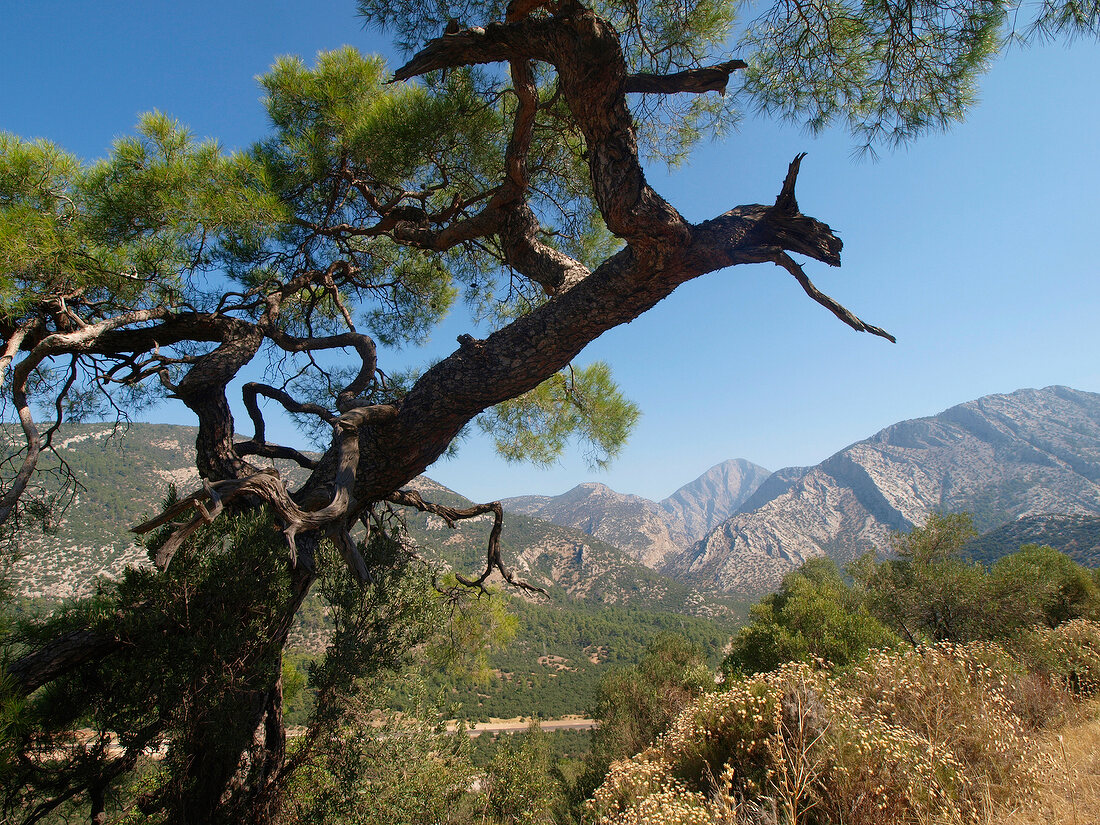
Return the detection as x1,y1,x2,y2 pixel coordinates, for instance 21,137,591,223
502,459,771,569
666,386,1100,594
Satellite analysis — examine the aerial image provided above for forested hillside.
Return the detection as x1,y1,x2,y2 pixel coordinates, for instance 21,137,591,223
966,513,1100,569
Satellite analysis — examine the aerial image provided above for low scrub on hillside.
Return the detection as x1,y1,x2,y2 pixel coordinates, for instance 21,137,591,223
588,620,1100,825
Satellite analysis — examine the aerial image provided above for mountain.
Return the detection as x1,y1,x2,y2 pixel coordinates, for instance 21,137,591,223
667,386,1100,594
734,465,809,515
400,478,742,617
6,423,741,619
501,459,770,567
658,459,772,540
7,422,203,600
502,482,693,567
965,513,1100,569
4,424,748,725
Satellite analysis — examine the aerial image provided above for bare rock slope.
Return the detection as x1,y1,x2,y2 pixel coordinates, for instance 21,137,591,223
667,386,1100,594
659,458,773,541
503,482,692,568
502,459,770,567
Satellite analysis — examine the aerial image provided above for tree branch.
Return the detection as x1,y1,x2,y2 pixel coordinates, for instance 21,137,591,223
624,60,748,95
240,381,336,445
6,629,123,697
133,405,397,579
386,490,547,594
310,155,889,506
773,252,895,342
261,328,378,411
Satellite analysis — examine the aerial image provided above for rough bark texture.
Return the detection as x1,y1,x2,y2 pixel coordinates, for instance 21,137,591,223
1,2,894,822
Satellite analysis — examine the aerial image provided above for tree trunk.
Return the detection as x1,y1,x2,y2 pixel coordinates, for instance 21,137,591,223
166,565,313,825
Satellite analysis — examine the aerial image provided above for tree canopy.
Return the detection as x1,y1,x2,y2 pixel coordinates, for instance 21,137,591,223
2,0,1097,822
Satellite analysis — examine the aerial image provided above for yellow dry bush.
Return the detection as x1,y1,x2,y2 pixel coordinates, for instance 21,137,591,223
589,622,1100,825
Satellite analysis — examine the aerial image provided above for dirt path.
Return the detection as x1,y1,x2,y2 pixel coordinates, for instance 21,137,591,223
447,716,597,736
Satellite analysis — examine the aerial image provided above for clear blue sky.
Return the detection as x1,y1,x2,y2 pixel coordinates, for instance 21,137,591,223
4,2,1099,502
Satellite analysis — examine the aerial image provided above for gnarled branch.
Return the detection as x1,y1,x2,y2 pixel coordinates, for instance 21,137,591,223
386,490,547,595
624,60,748,95
133,405,397,579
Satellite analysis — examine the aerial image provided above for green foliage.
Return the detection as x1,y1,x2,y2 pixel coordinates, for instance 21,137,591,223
0,577,23,798
723,557,900,676
483,722,564,825
1008,618,1100,699
407,599,736,722
987,543,1100,630
0,115,280,324
965,513,1100,569
724,513,1100,695
578,633,713,802
358,0,1100,159
478,362,640,469
255,48,506,345
425,580,518,686
1027,0,1100,40
282,685,480,825
0,133,83,315
856,512,988,644
742,0,1005,151
2,510,464,823
4,507,295,822
856,513,1100,646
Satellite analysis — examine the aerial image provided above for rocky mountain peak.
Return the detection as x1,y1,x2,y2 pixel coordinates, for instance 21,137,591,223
501,460,770,567
665,386,1100,595
659,458,772,540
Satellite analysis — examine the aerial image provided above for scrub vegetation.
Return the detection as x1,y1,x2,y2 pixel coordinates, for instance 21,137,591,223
2,0,1099,820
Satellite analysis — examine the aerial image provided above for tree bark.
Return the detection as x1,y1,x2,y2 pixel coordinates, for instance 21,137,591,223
167,566,314,825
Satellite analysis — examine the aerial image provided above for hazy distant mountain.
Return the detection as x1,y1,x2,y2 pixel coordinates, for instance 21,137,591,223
658,459,772,540
15,385,1100,606
667,386,1100,594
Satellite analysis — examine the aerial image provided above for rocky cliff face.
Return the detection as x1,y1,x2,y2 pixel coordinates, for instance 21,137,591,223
501,460,771,567
658,458,772,540
667,386,1100,594
502,482,693,567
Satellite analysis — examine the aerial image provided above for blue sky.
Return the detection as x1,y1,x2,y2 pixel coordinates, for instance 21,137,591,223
4,2,1099,502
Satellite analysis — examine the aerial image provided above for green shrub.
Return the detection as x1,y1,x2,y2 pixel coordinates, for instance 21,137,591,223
723,558,899,676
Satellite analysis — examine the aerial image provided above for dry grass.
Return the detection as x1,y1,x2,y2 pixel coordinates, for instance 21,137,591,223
588,622,1100,825
997,702,1100,825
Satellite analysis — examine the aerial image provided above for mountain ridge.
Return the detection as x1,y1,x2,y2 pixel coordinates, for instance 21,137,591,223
10,385,1100,604
667,386,1100,593
5,423,742,619
500,458,771,567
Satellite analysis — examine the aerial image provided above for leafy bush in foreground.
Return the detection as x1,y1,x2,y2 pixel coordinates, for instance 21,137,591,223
589,621,1100,825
